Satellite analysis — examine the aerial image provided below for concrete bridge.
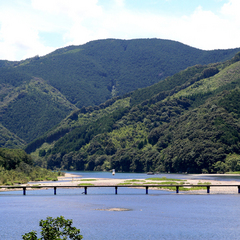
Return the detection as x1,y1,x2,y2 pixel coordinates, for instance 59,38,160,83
1,184,240,195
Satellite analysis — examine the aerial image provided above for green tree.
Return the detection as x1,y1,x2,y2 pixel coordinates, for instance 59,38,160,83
22,216,83,240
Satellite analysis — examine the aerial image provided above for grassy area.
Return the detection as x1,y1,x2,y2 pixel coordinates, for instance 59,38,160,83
156,186,208,191
117,177,186,185
78,183,94,186
116,182,208,191
113,176,213,192
117,178,211,192
80,179,97,181
124,179,146,183
118,179,146,185
197,181,211,185
118,183,142,186
146,181,184,185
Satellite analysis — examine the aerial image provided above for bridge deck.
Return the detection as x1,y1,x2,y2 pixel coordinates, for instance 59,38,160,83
1,184,240,195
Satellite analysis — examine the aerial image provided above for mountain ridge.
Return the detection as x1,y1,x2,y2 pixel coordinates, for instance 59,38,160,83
0,38,240,149
25,52,240,173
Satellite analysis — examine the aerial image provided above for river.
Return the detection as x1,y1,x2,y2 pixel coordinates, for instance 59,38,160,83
1,172,240,239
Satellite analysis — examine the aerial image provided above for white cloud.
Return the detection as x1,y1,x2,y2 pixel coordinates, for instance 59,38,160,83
114,0,125,8
97,2,240,51
221,0,240,20
31,0,103,18
0,2,55,60
0,0,240,61
0,0,104,60
174,6,229,50
182,1,240,50
32,0,104,47
62,0,240,51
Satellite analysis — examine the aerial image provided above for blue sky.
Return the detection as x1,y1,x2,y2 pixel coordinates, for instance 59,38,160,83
0,0,239,61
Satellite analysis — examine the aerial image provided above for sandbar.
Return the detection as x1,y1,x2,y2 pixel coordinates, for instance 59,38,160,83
1,173,240,194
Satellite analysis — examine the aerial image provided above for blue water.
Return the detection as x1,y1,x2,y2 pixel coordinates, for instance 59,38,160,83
1,172,240,239
67,170,240,181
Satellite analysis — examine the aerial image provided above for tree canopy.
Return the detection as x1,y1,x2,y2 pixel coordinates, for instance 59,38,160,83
22,216,83,240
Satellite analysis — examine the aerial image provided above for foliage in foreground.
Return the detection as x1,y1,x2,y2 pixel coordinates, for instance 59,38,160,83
22,216,83,240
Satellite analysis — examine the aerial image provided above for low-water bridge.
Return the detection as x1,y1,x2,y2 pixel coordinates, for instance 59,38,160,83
1,184,240,195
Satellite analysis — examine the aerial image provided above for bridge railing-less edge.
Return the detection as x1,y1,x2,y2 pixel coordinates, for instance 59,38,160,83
1,185,240,195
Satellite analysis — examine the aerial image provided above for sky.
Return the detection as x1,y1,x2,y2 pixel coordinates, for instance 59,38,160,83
0,0,239,61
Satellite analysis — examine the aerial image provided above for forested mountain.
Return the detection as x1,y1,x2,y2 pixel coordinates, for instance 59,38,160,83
0,38,240,146
26,52,240,173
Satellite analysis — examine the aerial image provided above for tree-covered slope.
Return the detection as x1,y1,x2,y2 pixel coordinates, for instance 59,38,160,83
0,148,60,185
1,38,240,146
25,61,218,154
4,39,240,109
0,123,26,148
0,77,77,143
27,52,240,173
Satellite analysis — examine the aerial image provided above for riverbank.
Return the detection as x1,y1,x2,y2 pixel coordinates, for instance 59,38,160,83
59,173,240,194
1,173,240,194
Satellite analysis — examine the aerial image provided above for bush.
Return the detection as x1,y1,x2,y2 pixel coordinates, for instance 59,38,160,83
22,216,83,240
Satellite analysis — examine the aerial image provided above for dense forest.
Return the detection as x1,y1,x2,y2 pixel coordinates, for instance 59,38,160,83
25,52,240,173
0,38,240,146
0,148,61,185
1,39,240,174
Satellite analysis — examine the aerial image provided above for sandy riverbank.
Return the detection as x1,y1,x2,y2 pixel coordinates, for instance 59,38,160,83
1,173,240,194
58,173,240,194
29,173,240,194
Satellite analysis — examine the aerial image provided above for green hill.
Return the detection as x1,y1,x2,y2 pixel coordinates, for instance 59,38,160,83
0,76,77,144
1,38,240,145
26,52,240,173
17,39,240,108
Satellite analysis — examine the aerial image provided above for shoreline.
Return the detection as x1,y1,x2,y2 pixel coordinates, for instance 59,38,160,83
1,173,240,194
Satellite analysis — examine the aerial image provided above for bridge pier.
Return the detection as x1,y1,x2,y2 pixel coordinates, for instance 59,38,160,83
23,187,26,195
115,186,118,194
146,186,148,194
84,186,87,195
54,187,57,195
176,186,179,194
207,186,210,194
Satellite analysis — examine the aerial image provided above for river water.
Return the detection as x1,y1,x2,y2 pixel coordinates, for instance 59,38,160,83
1,172,240,239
